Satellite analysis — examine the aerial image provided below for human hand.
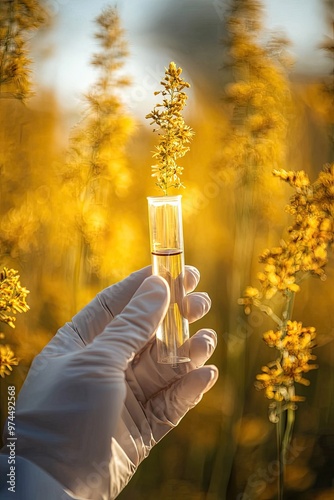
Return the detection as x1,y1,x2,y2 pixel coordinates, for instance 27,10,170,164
2,266,218,499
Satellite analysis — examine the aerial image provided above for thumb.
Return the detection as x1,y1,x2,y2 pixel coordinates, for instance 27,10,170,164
90,275,169,372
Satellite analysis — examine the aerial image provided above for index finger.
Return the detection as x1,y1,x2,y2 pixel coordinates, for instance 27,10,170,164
45,265,201,352
71,265,199,345
42,267,152,355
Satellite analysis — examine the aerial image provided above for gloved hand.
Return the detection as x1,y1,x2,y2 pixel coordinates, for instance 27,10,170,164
1,266,218,500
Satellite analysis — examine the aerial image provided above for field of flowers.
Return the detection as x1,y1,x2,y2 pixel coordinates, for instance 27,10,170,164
0,1,333,498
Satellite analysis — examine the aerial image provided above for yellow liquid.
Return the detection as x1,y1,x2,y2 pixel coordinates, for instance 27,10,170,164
152,249,190,364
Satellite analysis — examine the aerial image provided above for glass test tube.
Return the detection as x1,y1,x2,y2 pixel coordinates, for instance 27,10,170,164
147,195,190,365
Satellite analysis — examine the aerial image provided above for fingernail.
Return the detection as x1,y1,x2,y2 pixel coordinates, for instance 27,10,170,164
202,293,212,314
204,366,219,392
185,266,200,290
206,329,217,354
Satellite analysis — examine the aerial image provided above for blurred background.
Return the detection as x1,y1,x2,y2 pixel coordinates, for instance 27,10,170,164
0,0,333,498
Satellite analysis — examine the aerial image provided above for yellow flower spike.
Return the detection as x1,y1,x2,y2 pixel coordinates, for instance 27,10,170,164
0,267,30,328
0,267,29,377
146,62,194,195
239,164,334,421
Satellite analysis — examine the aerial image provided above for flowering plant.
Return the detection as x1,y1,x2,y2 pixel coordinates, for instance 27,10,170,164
146,62,194,195
239,164,334,497
0,267,29,377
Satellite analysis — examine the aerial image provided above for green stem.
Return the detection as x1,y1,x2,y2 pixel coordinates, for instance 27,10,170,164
282,290,295,323
276,403,284,500
276,290,296,499
164,87,174,196
277,401,295,500
282,402,295,459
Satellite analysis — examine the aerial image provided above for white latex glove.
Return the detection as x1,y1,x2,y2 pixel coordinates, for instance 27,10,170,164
0,266,218,500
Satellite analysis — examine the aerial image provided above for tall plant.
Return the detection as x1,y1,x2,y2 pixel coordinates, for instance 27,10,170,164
0,268,29,377
0,0,46,380
239,164,334,498
0,0,46,100
209,0,293,496
59,6,136,308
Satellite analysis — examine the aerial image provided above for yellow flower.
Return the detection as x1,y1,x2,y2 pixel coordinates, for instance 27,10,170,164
239,161,334,419
146,62,194,195
237,286,261,314
0,267,30,328
0,344,18,378
263,329,282,347
273,169,310,189
252,165,334,299
256,321,317,403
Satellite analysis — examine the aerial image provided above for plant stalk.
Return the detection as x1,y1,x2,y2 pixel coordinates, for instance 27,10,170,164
276,290,296,499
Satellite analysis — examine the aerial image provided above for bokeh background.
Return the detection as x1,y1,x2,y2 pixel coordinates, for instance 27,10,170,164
0,0,333,498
